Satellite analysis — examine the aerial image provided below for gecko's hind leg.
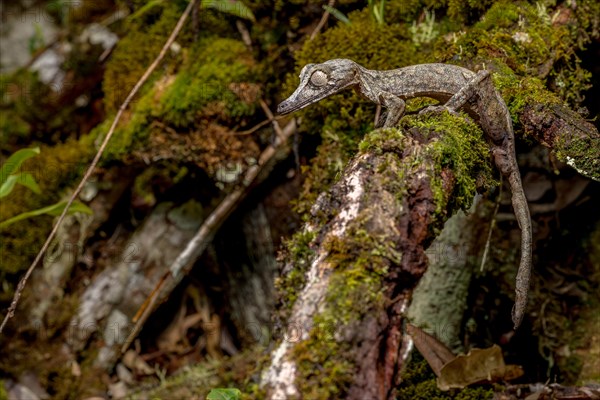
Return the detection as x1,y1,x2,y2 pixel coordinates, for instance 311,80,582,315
419,70,491,117
445,70,491,111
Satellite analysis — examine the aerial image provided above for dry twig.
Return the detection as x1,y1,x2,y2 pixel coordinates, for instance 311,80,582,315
310,0,336,40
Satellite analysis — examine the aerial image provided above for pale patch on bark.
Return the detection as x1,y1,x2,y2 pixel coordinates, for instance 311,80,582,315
262,157,368,398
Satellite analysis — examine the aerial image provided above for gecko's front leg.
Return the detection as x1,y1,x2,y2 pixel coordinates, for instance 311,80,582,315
377,92,406,128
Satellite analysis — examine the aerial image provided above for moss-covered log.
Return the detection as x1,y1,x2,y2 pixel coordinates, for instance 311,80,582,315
262,111,494,399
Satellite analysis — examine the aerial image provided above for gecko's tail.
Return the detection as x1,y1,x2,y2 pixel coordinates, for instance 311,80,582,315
508,170,533,330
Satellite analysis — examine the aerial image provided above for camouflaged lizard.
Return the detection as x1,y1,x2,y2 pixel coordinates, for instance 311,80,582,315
277,59,532,329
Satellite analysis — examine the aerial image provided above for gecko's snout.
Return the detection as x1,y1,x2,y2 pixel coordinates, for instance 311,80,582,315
276,101,287,114
277,98,294,115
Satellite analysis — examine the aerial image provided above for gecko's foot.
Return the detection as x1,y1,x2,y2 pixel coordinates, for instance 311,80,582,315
418,105,460,117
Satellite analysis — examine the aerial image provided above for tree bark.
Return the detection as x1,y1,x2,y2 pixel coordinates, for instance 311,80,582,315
261,115,492,399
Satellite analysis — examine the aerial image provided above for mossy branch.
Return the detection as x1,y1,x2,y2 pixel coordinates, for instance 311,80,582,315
520,103,600,182
262,113,493,399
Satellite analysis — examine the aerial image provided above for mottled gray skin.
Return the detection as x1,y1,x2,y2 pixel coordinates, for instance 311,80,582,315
278,59,532,329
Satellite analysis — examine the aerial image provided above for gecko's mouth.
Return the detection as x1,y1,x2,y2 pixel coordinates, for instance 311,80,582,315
277,97,312,114
277,86,338,115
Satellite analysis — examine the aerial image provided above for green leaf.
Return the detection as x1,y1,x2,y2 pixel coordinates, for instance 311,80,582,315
0,172,41,198
373,6,381,22
206,388,242,400
0,147,40,186
0,200,93,229
0,175,18,198
379,1,386,24
201,0,256,22
129,0,164,21
323,5,350,25
15,172,41,194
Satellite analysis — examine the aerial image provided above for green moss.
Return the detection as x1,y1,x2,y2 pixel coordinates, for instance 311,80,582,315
95,90,157,161
160,38,257,127
485,64,563,127
292,226,392,398
102,2,186,112
360,113,494,221
292,314,354,398
358,126,409,154
325,227,392,303
554,133,600,182
385,0,497,25
574,0,600,40
295,9,427,69
401,112,495,212
100,36,258,164
104,1,249,115
434,1,591,107
276,229,317,311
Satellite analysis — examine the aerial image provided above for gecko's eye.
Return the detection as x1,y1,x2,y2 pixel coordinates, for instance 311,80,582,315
310,70,328,87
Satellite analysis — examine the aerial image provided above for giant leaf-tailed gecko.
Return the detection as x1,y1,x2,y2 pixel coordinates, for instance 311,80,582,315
278,59,532,329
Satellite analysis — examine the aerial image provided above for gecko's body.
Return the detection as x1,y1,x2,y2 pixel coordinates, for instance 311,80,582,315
278,59,532,329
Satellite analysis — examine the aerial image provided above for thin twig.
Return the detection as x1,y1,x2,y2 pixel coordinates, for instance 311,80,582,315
236,20,253,49
0,0,199,334
122,118,297,353
233,115,285,136
310,0,335,40
480,181,502,272
259,99,285,140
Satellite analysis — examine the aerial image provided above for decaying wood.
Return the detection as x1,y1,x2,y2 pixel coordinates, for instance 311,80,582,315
261,121,481,399
520,102,600,182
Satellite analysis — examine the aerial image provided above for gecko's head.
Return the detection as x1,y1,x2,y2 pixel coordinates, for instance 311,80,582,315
277,59,360,115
